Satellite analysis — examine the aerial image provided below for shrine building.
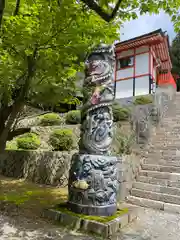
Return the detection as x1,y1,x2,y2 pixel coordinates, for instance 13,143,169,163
114,29,176,99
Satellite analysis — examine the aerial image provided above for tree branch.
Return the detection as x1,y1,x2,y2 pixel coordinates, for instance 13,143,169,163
14,0,21,16
81,0,123,22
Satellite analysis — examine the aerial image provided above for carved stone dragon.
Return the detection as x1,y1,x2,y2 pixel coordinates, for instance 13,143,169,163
68,44,118,216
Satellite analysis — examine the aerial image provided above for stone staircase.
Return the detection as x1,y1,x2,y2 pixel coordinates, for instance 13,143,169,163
128,92,180,213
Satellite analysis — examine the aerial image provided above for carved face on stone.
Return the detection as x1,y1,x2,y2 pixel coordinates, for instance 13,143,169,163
84,44,115,86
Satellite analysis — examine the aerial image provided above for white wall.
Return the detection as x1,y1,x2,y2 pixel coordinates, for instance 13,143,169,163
135,45,149,54
135,76,149,96
135,52,149,75
115,45,152,99
116,67,133,80
115,79,134,98
117,49,134,58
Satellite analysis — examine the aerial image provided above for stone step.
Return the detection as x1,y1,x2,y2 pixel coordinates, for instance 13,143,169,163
127,196,180,214
141,164,180,173
139,170,180,181
150,145,180,149
133,182,180,196
162,154,180,160
136,176,180,188
145,149,179,155
131,188,180,205
143,159,180,167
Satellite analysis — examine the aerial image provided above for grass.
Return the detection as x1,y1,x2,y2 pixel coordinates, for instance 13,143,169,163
56,203,129,223
0,175,68,216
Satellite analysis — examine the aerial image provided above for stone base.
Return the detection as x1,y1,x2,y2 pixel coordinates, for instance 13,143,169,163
68,153,119,216
42,203,138,238
68,201,116,216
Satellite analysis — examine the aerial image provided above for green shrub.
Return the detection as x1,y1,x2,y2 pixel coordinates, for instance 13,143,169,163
16,133,41,150
66,110,81,124
6,140,18,150
115,132,135,155
49,129,74,151
134,96,153,105
39,113,62,126
112,102,130,122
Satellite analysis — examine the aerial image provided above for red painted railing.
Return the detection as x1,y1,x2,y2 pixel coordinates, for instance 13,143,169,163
158,72,176,89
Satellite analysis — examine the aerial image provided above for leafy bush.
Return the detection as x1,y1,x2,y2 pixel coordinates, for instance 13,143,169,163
65,110,81,124
16,133,41,150
39,113,62,126
6,140,18,150
112,102,130,122
49,129,74,151
134,96,153,105
115,132,135,155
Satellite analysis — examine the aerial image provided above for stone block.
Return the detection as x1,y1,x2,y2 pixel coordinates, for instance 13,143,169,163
117,182,129,201
136,176,150,183
42,209,61,221
127,196,164,210
128,208,138,222
160,186,180,196
81,220,109,238
119,214,129,228
149,178,167,186
131,188,161,201
43,207,137,238
160,193,180,205
108,217,121,236
164,203,180,214
59,212,81,229
0,150,74,187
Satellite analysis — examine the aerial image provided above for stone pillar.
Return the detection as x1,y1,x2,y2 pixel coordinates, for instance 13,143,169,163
68,44,118,216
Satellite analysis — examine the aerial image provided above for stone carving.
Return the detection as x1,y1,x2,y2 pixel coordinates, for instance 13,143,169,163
68,44,118,216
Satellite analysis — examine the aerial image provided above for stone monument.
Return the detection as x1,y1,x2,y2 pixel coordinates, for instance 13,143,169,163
68,44,118,216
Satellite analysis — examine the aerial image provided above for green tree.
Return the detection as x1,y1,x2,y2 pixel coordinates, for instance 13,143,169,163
0,0,119,151
81,0,180,25
171,33,180,75
171,32,180,91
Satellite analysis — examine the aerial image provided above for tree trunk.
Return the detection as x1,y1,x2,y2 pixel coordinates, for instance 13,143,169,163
0,0,5,28
14,0,20,16
0,49,37,152
0,101,24,152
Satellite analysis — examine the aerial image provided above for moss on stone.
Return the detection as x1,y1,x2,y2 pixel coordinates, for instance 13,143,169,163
55,204,129,223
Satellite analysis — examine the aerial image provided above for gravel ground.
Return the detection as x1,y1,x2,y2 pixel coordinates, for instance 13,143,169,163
112,207,180,240
0,206,180,240
0,213,96,240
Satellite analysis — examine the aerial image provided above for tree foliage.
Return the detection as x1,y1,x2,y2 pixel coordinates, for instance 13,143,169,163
80,0,180,28
0,0,119,151
171,32,180,75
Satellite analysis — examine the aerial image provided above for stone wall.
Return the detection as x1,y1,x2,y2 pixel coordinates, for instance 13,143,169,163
117,154,141,202
131,85,176,145
0,150,76,186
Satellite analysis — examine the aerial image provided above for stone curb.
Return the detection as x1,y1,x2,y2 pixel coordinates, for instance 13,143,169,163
42,206,137,238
